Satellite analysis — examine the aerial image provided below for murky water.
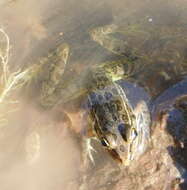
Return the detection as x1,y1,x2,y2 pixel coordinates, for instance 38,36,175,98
0,0,187,189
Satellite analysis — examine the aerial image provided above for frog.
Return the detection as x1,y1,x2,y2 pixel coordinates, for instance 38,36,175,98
25,21,187,166
24,43,69,106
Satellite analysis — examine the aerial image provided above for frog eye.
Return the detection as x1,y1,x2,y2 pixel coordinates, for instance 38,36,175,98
131,128,138,140
118,123,127,142
101,138,109,147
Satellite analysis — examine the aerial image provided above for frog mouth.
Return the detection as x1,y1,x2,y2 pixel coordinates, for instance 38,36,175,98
107,148,123,163
100,136,124,164
107,146,133,166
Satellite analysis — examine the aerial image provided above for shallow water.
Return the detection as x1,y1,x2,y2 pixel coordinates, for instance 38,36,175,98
0,0,187,189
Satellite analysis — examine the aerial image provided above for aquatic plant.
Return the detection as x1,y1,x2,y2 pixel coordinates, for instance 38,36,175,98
0,28,36,126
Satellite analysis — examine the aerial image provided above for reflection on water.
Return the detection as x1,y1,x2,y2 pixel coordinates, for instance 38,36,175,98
0,0,187,189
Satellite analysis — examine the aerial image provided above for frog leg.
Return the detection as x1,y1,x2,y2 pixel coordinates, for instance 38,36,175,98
89,24,137,57
38,43,70,108
82,137,98,165
90,24,151,81
97,59,138,81
91,56,148,88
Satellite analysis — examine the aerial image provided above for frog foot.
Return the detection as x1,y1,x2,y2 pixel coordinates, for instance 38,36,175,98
82,138,97,165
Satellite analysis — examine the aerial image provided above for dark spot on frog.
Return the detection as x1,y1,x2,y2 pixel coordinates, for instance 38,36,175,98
98,94,104,102
110,100,118,110
129,54,138,62
86,100,92,108
89,93,98,104
111,65,117,74
106,102,115,113
117,104,122,111
121,114,128,121
99,117,109,128
102,103,112,113
102,126,108,132
116,99,123,111
99,76,108,82
95,106,104,117
98,83,105,90
103,120,113,130
118,123,128,141
112,114,118,121
104,91,113,100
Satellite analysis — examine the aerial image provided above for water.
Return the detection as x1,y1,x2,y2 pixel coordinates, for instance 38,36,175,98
0,0,187,189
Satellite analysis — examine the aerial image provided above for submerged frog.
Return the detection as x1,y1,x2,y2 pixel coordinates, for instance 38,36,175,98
26,22,187,166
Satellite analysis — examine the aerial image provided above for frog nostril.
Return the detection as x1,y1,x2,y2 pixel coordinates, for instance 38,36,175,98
118,123,127,142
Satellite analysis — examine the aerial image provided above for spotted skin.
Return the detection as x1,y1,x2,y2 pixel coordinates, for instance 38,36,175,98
86,71,150,165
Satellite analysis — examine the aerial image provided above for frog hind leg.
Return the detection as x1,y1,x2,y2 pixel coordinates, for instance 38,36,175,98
38,43,70,108
90,24,149,82
94,56,148,86
89,24,135,57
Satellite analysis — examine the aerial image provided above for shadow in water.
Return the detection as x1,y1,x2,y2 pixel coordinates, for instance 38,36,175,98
166,95,187,189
